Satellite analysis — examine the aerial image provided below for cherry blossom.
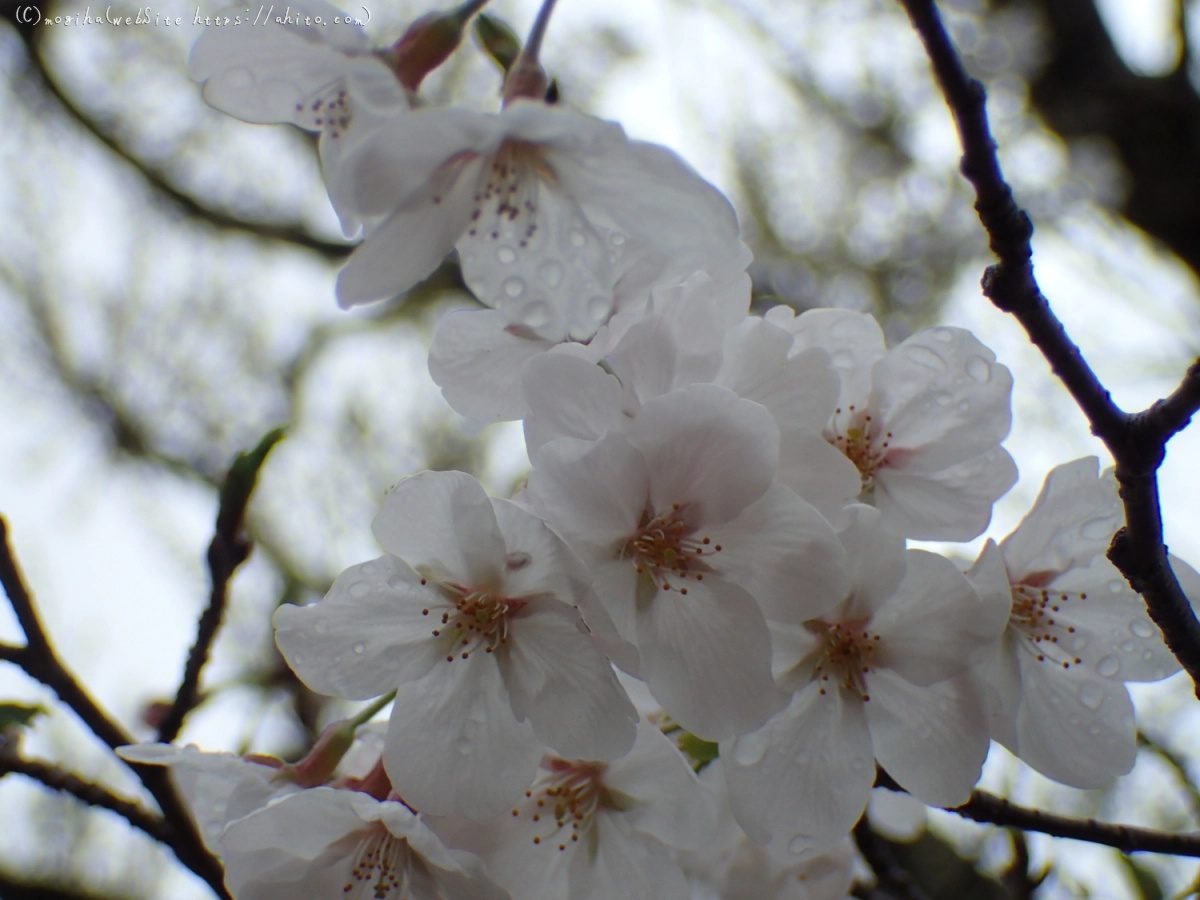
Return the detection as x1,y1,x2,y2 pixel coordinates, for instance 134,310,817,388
721,505,1009,856
274,469,637,819
525,384,846,740
333,99,750,340
428,719,718,900
966,457,1196,788
220,786,510,900
765,307,1017,540
189,1,411,234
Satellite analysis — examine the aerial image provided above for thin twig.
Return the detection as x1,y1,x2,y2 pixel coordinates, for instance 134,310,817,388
897,0,1200,696
852,818,933,900
0,753,172,846
156,429,285,744
0,517,230,898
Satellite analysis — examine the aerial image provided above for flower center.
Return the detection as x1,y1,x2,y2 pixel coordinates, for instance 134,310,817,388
826,405,891,493
465,140,551,246
622,503,721,595
807,618,881,700
342,824,414,900
1008,575,1086,669
425,582,528,662
295,83,352,141
512,758,613,852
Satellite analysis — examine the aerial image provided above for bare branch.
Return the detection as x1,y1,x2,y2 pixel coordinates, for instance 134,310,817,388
896,0,1200,696
852,818,932,900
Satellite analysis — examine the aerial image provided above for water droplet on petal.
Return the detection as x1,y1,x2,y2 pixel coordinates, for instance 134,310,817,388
1153,668,1166,680
1070,634,1088,652
292,652,304,664
537,260,563,287
732,730,770,766
1130,619,1155,638
349,582,370,598
569,230,587,248
587,295,611,324
965,355,992,383
387,574,408,590
1120,640,1134,652
504,277,525,298
1096,655,1120,677
353,642,366,655
455,738,472,755
1141,649,1154,661
610,232,626,246
1077,682,1105,711
906,345,947,370
519,301,551,329
788,836,810,855
1108,580,1125,593
1080,517,1114,541
957,400,970,413
496,246,517,264
931,327,955,343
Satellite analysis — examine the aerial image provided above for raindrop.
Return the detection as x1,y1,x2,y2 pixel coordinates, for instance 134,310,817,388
733,731,770,766
388,575,408,590
587,295,611,324
930,327,955,343
360,562,377,576
1129,619,1155,638
610,232,626,246
1077,682,1104,710
520,301,551,330
965,355,991,383
496,246,517,264
905,345,947,370
1108,580,1124,593
455,738,472,755
537,260,563,287
957,400,970,413
504,277,525,298
1120,640,1134,652
353,642,366,655
1153,668,1166,680
1070,634,1088,652
1080,517,1114,541
1141,649,1154,661
832,349,855,368
569,230,587,248
1096,655,1120,677
788,836,810,855
349,582,370,598
292,652,304,664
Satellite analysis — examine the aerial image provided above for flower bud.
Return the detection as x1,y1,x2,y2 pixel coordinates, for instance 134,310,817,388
275,718,357,787
473,12,521,74
388,0,487,91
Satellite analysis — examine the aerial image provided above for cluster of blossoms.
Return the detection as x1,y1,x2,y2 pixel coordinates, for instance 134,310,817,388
125,2,1200,898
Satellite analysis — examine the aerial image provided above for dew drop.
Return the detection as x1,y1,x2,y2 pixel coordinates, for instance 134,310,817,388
1120,640,1134,652
387,574,409,590
455,738,472,755
1080,517,1114,541
1070,634,1088,652
292,652,305,664
537,260,563,287
1077,682,1105,710
965,355,992,383
349,582,370,598
788,836,810,855
569,230,587,248
957,400,970,413
496,246,517,264
1108,580,1125,593
353,642,366,655
934,393,952,407
360,562,377,576
930,327,955,343
504,277,525,298
587,295,611,324
732,730,770,766
1096,655,1120,677
1141,649,1155,661
519,301,551,329
906,344,947,370
1153,668,1166,680
610,232,626,246
1130,619,1155,638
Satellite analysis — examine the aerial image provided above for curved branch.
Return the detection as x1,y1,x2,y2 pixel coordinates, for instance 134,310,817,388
0,753,172,846
897,0,1200,696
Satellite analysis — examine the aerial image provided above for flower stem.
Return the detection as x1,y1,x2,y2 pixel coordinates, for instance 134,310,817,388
349,690,397,730
503,0,560,103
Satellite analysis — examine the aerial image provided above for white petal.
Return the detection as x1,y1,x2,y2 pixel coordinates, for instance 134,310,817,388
872,550,1008,685
998,457,1117,579
372,470,506,587
525,433,649,558
776,429,863,524
570,814,691,900
429,309,552,422
605,719,720,851
864,670,989,807
1011,650,1137,788
721,682,874,854
384,654,542,818
874,444,1018,541
336,154,483,307
273,555,444,699
705,483,846,625
978,636,1021,752
498,596,638,760
637,576,784,741
631,385,778,526
490,497,589,605
776,308,886,408
521,352,627,460
836,505,906,620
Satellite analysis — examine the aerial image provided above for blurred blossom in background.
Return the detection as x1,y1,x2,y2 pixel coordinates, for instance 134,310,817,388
0,0,1199,897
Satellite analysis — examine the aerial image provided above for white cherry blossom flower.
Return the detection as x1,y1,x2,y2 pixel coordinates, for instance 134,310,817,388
189,0,410,234
721,505,1008,856
221,786,510,900
334,100,750,339
116,743,300,854
428,719,718,900
274,469,638,819
966,457,1195,788
525,384,846,740
765,307,1017,540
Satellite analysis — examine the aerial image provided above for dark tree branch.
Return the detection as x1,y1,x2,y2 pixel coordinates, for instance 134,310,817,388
0,517,230,899
852,818,933,900
898,0,1200,696
156,429,285,744
0,752,172,846
0,870,139,900
0,8,353,261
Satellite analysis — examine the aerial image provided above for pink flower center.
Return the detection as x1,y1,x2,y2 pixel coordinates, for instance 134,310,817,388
512,758,614,851
1008,573,1086,669
622,503,722,595
807,618,881,700
342,824,413,899
464,140,553,246
826,405,892,492
426,583,528,662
